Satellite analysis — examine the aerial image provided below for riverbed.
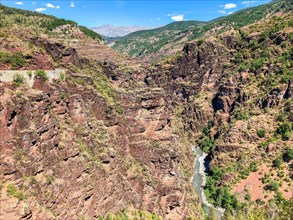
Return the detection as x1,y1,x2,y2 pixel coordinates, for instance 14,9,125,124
192,147,225,219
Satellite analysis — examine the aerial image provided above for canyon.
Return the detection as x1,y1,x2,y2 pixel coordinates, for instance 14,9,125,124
0,1,292,219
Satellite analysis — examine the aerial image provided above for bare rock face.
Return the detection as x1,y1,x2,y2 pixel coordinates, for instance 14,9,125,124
212,83,240,113
0,73,195,219
33,38,86,68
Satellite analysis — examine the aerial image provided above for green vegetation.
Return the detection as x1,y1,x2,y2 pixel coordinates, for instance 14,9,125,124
256,129,266,138
272,158,282,168
249,162,258,172
46,18,77,31
59,71,65,81
113,0,292,58
13,73,25,86
73,66,123,114
196,121,214,153
282,148,293,162
113,20,207,57
35,70,48,80
79,26,102,41
275,122,292,141
7,184,27,201
268,181,279,191
27,70,32,78
0,51,25,69
262,174,270,184
235,110,249,120
0,4,102,41
205,166,241,212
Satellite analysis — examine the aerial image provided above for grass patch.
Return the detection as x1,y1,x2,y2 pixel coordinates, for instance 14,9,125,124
0,51,25,69
13,73,25,86
35,70,48,80
7,184,27,201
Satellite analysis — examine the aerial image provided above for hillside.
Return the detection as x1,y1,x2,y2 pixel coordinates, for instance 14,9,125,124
0,2,292,220
112,0,292,61
0,4,102,41
112,20,207,57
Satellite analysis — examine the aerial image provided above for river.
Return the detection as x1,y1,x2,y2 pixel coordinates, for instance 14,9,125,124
192,147,225,219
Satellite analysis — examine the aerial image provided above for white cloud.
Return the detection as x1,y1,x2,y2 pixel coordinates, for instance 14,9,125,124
171,15,184,21
228,11,234,15
242,1,256,5
46,3,60,9
157,17,161,20
218,10,226,14
15,2,23,5
32,2,36,5
224,3,237,10
35,8,46,12
70,1,75,8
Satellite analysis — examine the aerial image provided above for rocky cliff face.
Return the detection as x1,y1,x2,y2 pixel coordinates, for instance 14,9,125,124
0,73,199,219
0,29,200,219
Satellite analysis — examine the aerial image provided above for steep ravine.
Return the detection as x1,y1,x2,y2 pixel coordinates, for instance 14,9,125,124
192,147,225,219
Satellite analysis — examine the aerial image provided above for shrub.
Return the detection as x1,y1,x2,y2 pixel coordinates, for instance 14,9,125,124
262,174,270,184
7,184,26,200
256,199,265,205
13,73,25,86
235,110,249,120
257,129,266,138
276,114,285,122
9,53,25,68
238,63,247,72
250,162,258,172
201,136,213,153
275,122,292,141
283,148,293,162
278,170,285,178
35,70,48,80
0,51,25,69
249,58,265,73
245,193,252,201
272,158,282,168
197,38,205,45
26,71,32,78
268,181,279,191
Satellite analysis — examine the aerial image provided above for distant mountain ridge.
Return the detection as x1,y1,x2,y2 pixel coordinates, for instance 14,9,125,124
112,0,292,60
92,24,154,37
112,20,207,57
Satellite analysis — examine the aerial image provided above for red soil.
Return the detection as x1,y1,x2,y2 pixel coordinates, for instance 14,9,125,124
232,164,292,204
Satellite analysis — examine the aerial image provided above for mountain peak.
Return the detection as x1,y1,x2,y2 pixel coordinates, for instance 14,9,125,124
92,25,154,37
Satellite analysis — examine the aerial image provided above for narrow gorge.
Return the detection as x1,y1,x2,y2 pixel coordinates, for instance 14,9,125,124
0,1,292,219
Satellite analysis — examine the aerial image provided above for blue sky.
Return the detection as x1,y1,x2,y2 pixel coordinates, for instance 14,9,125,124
2,0,271,27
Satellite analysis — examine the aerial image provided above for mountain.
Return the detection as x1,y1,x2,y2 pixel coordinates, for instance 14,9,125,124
92,24,154,38
112,20,207,58
112,0,292,60
0,4,102,42
0,1,292,220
